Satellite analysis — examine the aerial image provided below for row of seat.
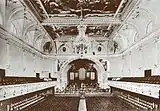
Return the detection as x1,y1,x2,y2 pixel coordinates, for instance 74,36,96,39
10,95,38,107
25,96,80,111
0,76,44,86
86,96,140,111
8,95,45,111
119,94,154,110
109,76,160,84
0,86,54,111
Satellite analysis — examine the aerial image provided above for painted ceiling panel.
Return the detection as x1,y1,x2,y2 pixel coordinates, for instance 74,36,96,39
25,0,129,39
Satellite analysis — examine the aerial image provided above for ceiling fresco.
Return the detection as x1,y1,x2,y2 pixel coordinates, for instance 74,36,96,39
25,0,129,39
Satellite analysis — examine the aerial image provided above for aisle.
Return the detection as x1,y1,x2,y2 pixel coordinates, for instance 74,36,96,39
78,98,87,111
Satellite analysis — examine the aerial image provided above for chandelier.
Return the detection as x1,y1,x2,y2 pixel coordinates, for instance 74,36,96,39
74,23,89,54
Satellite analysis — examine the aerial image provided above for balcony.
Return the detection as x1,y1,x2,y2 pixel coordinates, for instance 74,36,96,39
0,81,57,101
108,81,160,99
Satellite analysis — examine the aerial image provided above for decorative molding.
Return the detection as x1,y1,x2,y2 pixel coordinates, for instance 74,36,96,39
0,27,44,57
0,81,56,101
108,81,160,99
42,16,121,26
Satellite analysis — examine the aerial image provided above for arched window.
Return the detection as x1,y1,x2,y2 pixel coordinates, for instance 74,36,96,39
91,72,95,80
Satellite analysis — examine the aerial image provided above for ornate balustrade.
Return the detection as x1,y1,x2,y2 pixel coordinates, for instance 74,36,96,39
0,81,56,101
108,81,160,99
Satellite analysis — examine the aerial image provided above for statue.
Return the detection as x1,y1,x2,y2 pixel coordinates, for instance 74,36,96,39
43,41,52,54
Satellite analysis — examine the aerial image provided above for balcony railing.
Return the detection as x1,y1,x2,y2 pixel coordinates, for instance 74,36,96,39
0,81,57,101
108,81,160,99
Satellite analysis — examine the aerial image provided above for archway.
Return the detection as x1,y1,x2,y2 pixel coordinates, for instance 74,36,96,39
67,59,98,88
57,57,109,90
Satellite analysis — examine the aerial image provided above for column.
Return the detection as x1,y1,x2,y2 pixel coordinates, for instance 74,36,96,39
22,49,25,75
138,45,143,76
33,54,36,76
129,51,132,76
154,38,158,75
102,71,109,89
6,40,10,75
56,71,62,89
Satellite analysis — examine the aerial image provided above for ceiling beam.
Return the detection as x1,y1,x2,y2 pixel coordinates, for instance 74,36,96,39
107,0,126,31
37,0,57,31
19,0,54,42
37,0,49,18
115,0,126,17
109,0,142,40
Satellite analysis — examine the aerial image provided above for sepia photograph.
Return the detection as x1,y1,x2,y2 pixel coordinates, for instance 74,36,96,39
0,0,160,111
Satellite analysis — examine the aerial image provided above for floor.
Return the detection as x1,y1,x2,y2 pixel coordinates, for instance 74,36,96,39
25,95,141,111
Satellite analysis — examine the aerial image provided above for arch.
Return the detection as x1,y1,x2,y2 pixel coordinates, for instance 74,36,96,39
133,32,139,42
40,36,53,52
128,8,155,42
33,33,45,46
8,7,24,21
113,34,128,50
7,7,26,36
25,30,36,45
24,36,29,44
57,56,109,89
127,23,140,44
33,27,45,44
113,38,123,53
34,34,55,52
116,23,139,48
67,59,98,88
139,7,156,25
34,38,43,51
7,18,25,37
43,41,52,53
9,22,17,35
22,23,37,37
146,20,153,34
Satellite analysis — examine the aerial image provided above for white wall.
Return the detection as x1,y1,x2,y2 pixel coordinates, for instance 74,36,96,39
108,58,122,77
0,0,57,78
0,39,7,69
109,36,160,77
108,0,160,77
0,36,57,77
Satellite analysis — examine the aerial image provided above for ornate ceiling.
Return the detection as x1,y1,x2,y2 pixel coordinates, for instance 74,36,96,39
25,0,129,40
33,0,126,16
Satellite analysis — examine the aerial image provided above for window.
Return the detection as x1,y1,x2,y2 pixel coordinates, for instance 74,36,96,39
70,72,74,80
79,68,86,80
62,47,66,52
98,46,102,52
91,72,95,80
86,72,90,78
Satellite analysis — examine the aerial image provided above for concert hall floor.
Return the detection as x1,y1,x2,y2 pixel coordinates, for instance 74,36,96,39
25,95,141,111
